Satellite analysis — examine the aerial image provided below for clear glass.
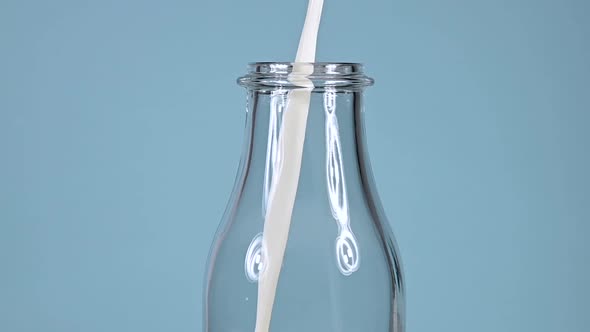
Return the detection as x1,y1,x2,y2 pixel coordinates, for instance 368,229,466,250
204,63,404,332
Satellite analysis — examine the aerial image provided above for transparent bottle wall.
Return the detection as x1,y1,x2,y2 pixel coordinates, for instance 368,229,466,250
204,63,404,332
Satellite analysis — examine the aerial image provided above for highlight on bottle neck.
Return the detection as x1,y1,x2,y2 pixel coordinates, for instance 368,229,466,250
238,62,374,91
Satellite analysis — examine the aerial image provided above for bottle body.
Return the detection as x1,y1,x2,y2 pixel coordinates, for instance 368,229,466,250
204,63,404,332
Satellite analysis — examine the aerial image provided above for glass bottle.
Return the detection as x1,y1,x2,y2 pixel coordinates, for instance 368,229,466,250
203,63,404,332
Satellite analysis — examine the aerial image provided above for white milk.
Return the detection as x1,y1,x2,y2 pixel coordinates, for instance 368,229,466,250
254,1,324,332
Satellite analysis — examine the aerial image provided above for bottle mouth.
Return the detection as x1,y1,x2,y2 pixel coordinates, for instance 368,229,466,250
238,62,374,91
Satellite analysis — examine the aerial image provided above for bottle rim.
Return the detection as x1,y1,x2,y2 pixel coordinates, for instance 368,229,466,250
238,62,374,91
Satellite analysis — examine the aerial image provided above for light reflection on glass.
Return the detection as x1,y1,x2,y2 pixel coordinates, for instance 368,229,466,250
324,89,360,276
245,90,287,282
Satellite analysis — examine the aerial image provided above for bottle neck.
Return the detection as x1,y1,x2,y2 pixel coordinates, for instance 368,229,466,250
237,89,370,207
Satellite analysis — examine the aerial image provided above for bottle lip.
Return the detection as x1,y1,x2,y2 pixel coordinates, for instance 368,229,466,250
238,62,374,91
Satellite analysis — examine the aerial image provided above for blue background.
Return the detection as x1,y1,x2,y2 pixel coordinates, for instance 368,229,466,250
1,0,588,331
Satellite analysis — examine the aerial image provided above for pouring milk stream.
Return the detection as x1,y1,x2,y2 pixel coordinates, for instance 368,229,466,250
254,1,324,331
